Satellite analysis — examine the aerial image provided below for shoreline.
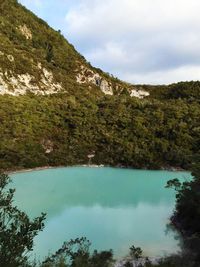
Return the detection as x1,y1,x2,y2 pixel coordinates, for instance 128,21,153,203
7,164,185,265
7,164,187,175
7,164,105,175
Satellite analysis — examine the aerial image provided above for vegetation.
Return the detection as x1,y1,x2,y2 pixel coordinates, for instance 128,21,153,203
0,173,46,267
0,0,122,96
0,1,200,172
165,159,200,266
0,0,83,83
0,90,199,171
42,237,113,267
0,1,200,266
122,161,200,267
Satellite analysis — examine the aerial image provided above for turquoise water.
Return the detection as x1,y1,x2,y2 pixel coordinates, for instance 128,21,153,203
11,167,191,260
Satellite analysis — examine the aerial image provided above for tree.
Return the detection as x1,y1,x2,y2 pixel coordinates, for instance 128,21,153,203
123,245,143,267
0,173,46,267
42,237,113,267
166,159,200,266
45,42,54,63
129,245,142,260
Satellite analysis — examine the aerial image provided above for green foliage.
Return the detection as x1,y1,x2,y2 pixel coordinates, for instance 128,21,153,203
0,172,46,267
41,237,113,267
171,163,200,239
0,1,200,266
0,92,199,172
45,42,54,63
129,245,142,260
165,160,200,266
0,0,93,93
123,245,143,267
0,0,122,96
165,178,181,191
0,0,200,173
2,0,199,167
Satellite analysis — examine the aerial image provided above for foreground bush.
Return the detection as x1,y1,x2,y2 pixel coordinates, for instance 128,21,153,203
0,173,46,267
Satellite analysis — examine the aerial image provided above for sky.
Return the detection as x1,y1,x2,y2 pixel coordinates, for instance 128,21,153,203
19,0,200,85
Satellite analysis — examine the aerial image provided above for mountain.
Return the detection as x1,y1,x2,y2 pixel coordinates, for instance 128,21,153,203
0,0,151,98
0,0,200,171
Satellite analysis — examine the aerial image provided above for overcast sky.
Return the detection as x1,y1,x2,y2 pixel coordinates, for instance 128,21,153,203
19,0,200,85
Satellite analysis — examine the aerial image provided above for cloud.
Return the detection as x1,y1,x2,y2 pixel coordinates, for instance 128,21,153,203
122,65,200,85
64,0,200,84
19,0,200,84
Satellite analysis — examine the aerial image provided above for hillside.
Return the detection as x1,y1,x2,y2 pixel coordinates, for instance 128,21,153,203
0,0,149,98
0,0,200,171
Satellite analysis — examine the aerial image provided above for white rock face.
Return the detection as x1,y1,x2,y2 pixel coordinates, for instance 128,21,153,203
18,25,32,40
0,65,63,96
0,53,149,98
76,65,113,95
76,65,150,98
100,79,113,95
130,89,150,98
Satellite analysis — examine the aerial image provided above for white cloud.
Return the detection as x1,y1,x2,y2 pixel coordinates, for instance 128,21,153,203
64,0,200,84
19,0,200,84
122,65,200,85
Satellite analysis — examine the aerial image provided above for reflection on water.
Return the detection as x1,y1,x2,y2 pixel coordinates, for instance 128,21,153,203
11,167,191,260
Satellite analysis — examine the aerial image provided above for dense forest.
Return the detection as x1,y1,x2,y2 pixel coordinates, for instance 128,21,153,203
0,86,200,171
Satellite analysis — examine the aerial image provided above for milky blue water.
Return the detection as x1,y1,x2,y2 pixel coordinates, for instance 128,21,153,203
11,167,191,260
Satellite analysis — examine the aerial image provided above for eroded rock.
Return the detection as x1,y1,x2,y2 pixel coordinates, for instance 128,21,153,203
130,89,150,99
0,64,63,95
76,65,113,95
18,24,32,40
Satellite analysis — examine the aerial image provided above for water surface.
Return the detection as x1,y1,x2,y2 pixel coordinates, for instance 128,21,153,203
11,167,191,260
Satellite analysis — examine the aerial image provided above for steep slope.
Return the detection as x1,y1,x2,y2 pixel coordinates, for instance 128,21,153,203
0,0,149,98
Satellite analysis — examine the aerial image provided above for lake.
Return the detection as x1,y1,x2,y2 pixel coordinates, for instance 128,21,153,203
11,167,191,260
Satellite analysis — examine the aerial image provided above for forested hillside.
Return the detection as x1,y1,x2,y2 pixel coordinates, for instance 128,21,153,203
0,0,200,172
0,87,199,171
